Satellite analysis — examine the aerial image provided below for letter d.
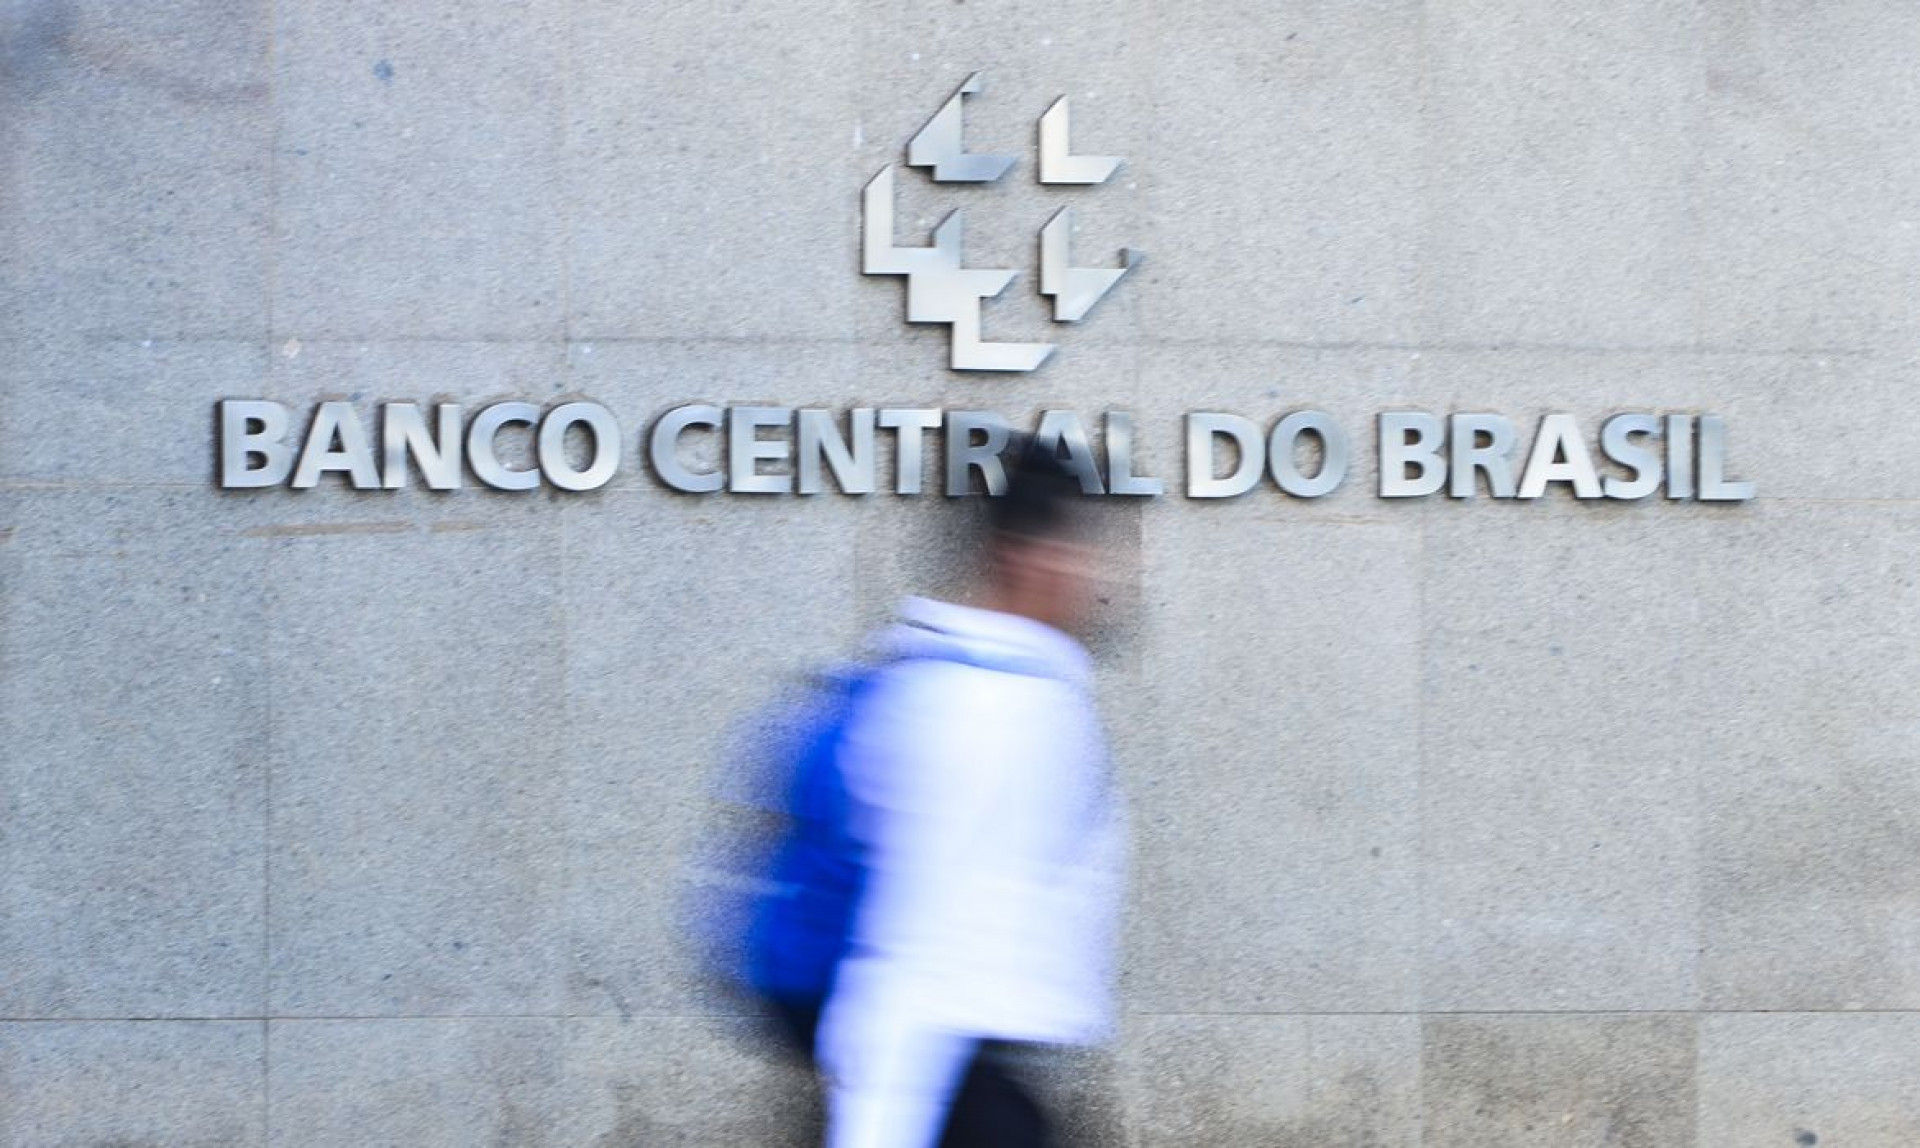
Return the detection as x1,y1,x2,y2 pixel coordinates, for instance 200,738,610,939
1186,413,1263,498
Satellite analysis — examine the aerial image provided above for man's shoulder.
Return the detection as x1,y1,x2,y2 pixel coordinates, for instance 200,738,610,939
862,656,1094,753
873,650,1075,702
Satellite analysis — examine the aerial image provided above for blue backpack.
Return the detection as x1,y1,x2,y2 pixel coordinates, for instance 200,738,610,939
738,665,884,1007
732,648,1052,1009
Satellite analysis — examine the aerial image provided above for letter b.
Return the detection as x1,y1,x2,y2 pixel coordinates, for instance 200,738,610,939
218,400,294,488
1378,411,1446,498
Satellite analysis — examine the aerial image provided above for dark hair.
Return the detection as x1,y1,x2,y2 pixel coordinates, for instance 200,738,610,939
986,434,1087,543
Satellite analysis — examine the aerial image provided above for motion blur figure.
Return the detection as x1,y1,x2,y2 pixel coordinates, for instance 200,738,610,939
817,440,1127,1148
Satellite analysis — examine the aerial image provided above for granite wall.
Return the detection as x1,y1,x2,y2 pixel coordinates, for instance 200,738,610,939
4,1,1918,1144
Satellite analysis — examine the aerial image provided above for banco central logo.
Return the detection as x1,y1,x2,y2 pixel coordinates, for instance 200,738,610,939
862,72,1140,372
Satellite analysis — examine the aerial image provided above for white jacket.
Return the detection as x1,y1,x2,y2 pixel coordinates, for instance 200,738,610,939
818,597,1126,1148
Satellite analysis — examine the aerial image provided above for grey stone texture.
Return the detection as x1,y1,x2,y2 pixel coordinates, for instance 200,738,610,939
569,2,864,342
5,0,1919,1142
262,493,573,1018
272,1,568,340
0,1021,266,1145
2,491,270,1020
1422,1014,1698,1147
1138,1,1425,347
268,1018,572,1147
1129,509,1424,1014
1697,1014,1920,1148
0,1,272,341
1129,1015,1422,1147
3,337,270,485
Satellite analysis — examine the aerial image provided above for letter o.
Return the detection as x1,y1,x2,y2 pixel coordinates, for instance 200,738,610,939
1267,411,1347,498
538,402,621,492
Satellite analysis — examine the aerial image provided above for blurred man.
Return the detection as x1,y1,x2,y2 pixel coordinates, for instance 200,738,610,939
817,440,1127,1148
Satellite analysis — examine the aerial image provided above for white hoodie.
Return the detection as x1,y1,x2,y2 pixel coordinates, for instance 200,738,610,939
818,597,1126,1148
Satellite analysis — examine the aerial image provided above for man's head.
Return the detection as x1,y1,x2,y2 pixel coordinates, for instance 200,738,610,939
980,436,1102,634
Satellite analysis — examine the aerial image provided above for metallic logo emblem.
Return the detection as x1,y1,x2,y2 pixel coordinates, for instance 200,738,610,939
863,72,1140,372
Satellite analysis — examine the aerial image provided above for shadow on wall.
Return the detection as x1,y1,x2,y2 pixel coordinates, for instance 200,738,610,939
0,0,75,95
0,0,264,102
